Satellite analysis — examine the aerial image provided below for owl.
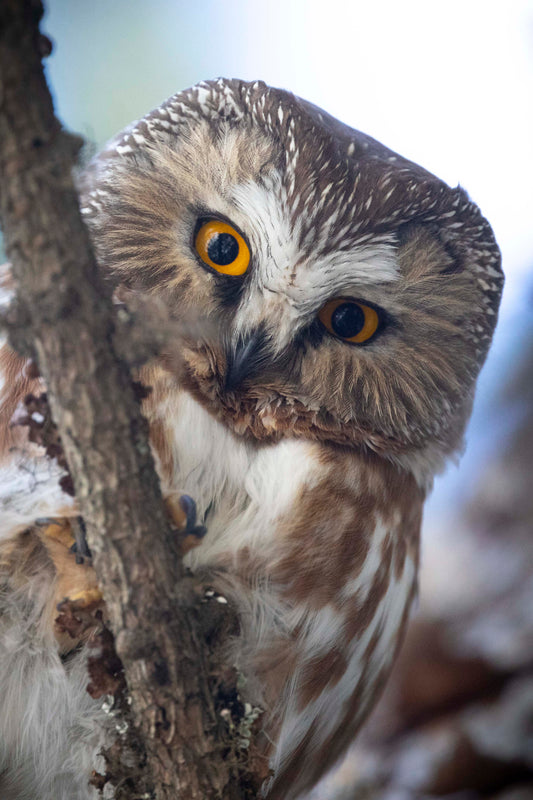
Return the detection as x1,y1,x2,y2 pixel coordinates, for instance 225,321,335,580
0,79,503,799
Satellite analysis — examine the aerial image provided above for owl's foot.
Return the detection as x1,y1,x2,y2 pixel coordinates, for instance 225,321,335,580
165,493,207,555
37,519,103,651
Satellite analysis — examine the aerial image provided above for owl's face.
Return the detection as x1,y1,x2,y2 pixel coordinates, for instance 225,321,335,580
82,80,502,468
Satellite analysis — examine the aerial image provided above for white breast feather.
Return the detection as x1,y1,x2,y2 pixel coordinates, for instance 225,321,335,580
160,392,323,567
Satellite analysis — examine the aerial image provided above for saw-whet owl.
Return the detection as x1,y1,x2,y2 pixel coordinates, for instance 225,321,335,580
0,78,503,799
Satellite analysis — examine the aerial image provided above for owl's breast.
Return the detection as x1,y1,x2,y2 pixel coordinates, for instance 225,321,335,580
138,372,424,800
147,387,324,569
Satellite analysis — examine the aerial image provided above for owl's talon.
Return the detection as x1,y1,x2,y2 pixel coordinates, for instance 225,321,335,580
177,494,202,534
165,493,207,555
178,494,207,551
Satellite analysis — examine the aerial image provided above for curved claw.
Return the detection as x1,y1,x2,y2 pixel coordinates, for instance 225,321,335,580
178,494,199,532
179,494,207,539
165,493,207,554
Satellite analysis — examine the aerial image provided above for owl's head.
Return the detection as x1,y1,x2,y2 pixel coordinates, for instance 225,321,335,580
81,79,503,478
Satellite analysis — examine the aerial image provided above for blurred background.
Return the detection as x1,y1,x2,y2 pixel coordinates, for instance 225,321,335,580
39,1,533,796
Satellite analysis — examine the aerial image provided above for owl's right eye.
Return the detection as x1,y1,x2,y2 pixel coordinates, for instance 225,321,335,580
195,220,250,276
318,298,381,344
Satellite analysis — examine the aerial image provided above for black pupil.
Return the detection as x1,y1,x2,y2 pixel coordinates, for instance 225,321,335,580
331,302,365,338
207,232,239,266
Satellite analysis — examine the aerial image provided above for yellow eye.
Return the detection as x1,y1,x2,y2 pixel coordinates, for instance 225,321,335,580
195,220,250,276
318,298,380,344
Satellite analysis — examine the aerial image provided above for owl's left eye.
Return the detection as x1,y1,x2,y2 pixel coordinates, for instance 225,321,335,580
318,298,380,344
195,219,250,276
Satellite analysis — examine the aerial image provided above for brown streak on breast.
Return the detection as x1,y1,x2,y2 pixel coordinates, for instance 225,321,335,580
326,662,391,762
266,726,316,800
266,457,422,789
272,477,375,607
297,646,349,710
345,551,393,643
332,582,416,752
271,453,422,610
278,643,403,798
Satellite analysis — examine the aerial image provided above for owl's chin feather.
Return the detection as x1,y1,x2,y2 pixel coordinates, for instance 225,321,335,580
175,347,408,457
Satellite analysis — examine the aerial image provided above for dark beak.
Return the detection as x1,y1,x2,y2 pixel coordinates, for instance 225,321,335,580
225,330,269,391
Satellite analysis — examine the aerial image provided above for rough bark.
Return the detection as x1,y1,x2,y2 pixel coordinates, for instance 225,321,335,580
0,2,256,797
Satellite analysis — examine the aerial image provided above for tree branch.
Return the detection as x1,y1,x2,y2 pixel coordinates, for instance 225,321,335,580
0,2,258,797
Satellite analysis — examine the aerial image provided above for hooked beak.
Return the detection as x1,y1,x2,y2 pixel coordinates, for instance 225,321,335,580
225,330,269,391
